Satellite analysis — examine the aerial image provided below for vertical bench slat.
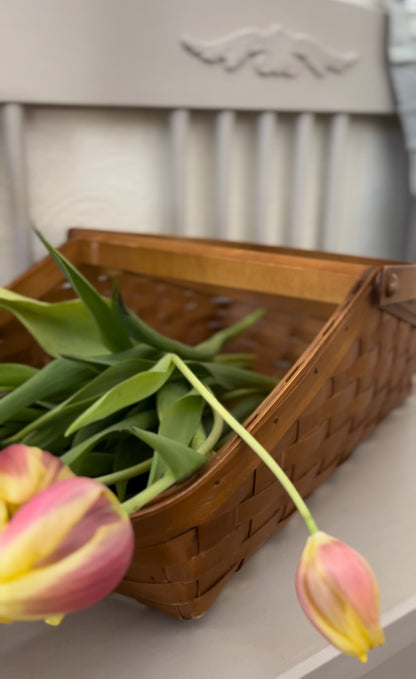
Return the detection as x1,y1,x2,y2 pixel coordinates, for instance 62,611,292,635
287,112,315,247
2,103,33,274
254,111,277,243
169,109,191,235
320,113,350,251
214,110,235,238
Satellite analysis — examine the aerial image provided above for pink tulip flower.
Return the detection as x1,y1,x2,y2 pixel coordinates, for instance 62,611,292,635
295,531,385,662
0,446,134,625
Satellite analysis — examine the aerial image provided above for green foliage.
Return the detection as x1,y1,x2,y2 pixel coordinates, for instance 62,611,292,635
35,230,132,352
0,233,279,510
148,383,205,486
0,291,109,357
0,364,39,391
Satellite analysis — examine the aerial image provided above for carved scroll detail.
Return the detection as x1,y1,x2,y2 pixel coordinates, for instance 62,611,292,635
181,24,358,78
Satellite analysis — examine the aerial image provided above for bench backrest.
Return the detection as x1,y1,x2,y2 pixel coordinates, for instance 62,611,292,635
0,0,407,279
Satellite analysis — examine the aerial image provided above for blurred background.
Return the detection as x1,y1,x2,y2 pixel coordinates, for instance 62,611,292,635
0,0,413,284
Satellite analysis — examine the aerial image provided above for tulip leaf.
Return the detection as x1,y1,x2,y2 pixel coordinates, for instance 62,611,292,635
156,380,190,417
190,423,207,451
7,406,47,425
128,427,206,481
148,385,205,486
64,355,174,435
0,426,17,439
0,289,109,358
195,308,265,355
69,401,151,449
147,381,189,486
112,286,266,361
6,358,156,443
15,402,89,451
0,407,47,442
65,355,155,374
159,393,204,445
64,359,158,407
213,352,256,367
63,344,158,367
0,358,96,426
36,231,132,352
111,283,215,360
196,362,278,391
71,451,115,478
0,364,39,391
61,409,157,466
70,417,117,449
113,437,152,501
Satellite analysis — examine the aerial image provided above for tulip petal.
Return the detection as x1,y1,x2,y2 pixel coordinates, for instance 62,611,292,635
298,561,372,661
0,500,8,531
0,477,105,579
0,477,134,622
296,556,370,661
0,518,133,620
317,539,383,639
45,615,64,626
295,532,384,662
0,444,73,513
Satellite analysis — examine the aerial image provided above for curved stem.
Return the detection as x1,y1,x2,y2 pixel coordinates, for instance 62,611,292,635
170,354,319,536
95,458,152,486
122,472,176,514
196,408,223,457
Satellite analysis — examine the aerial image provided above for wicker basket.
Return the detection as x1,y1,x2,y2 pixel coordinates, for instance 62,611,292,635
1,229,416,620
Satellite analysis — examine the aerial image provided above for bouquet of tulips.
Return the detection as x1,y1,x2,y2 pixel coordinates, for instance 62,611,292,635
0,234,384,663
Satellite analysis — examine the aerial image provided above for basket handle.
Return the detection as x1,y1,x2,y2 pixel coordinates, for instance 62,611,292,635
375,264,416,326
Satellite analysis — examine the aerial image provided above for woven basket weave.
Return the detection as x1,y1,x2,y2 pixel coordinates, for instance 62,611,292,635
1,229,416,620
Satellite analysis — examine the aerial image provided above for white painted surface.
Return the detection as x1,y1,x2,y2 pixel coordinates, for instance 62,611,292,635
362,642,416,679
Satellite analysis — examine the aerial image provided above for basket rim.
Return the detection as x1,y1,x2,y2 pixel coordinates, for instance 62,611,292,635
128,266,379,524
3,229,415,535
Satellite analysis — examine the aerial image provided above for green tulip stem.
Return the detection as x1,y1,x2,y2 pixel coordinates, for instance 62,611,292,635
170,354,319,536
196,408,223,457
95,458,152,486
122,472,176,514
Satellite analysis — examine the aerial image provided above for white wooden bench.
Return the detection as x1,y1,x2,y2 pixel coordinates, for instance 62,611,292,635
0,0,409,281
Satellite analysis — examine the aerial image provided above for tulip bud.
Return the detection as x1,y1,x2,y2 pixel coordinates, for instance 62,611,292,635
295,531,385,662
0,476,134,624
0,444,73,523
